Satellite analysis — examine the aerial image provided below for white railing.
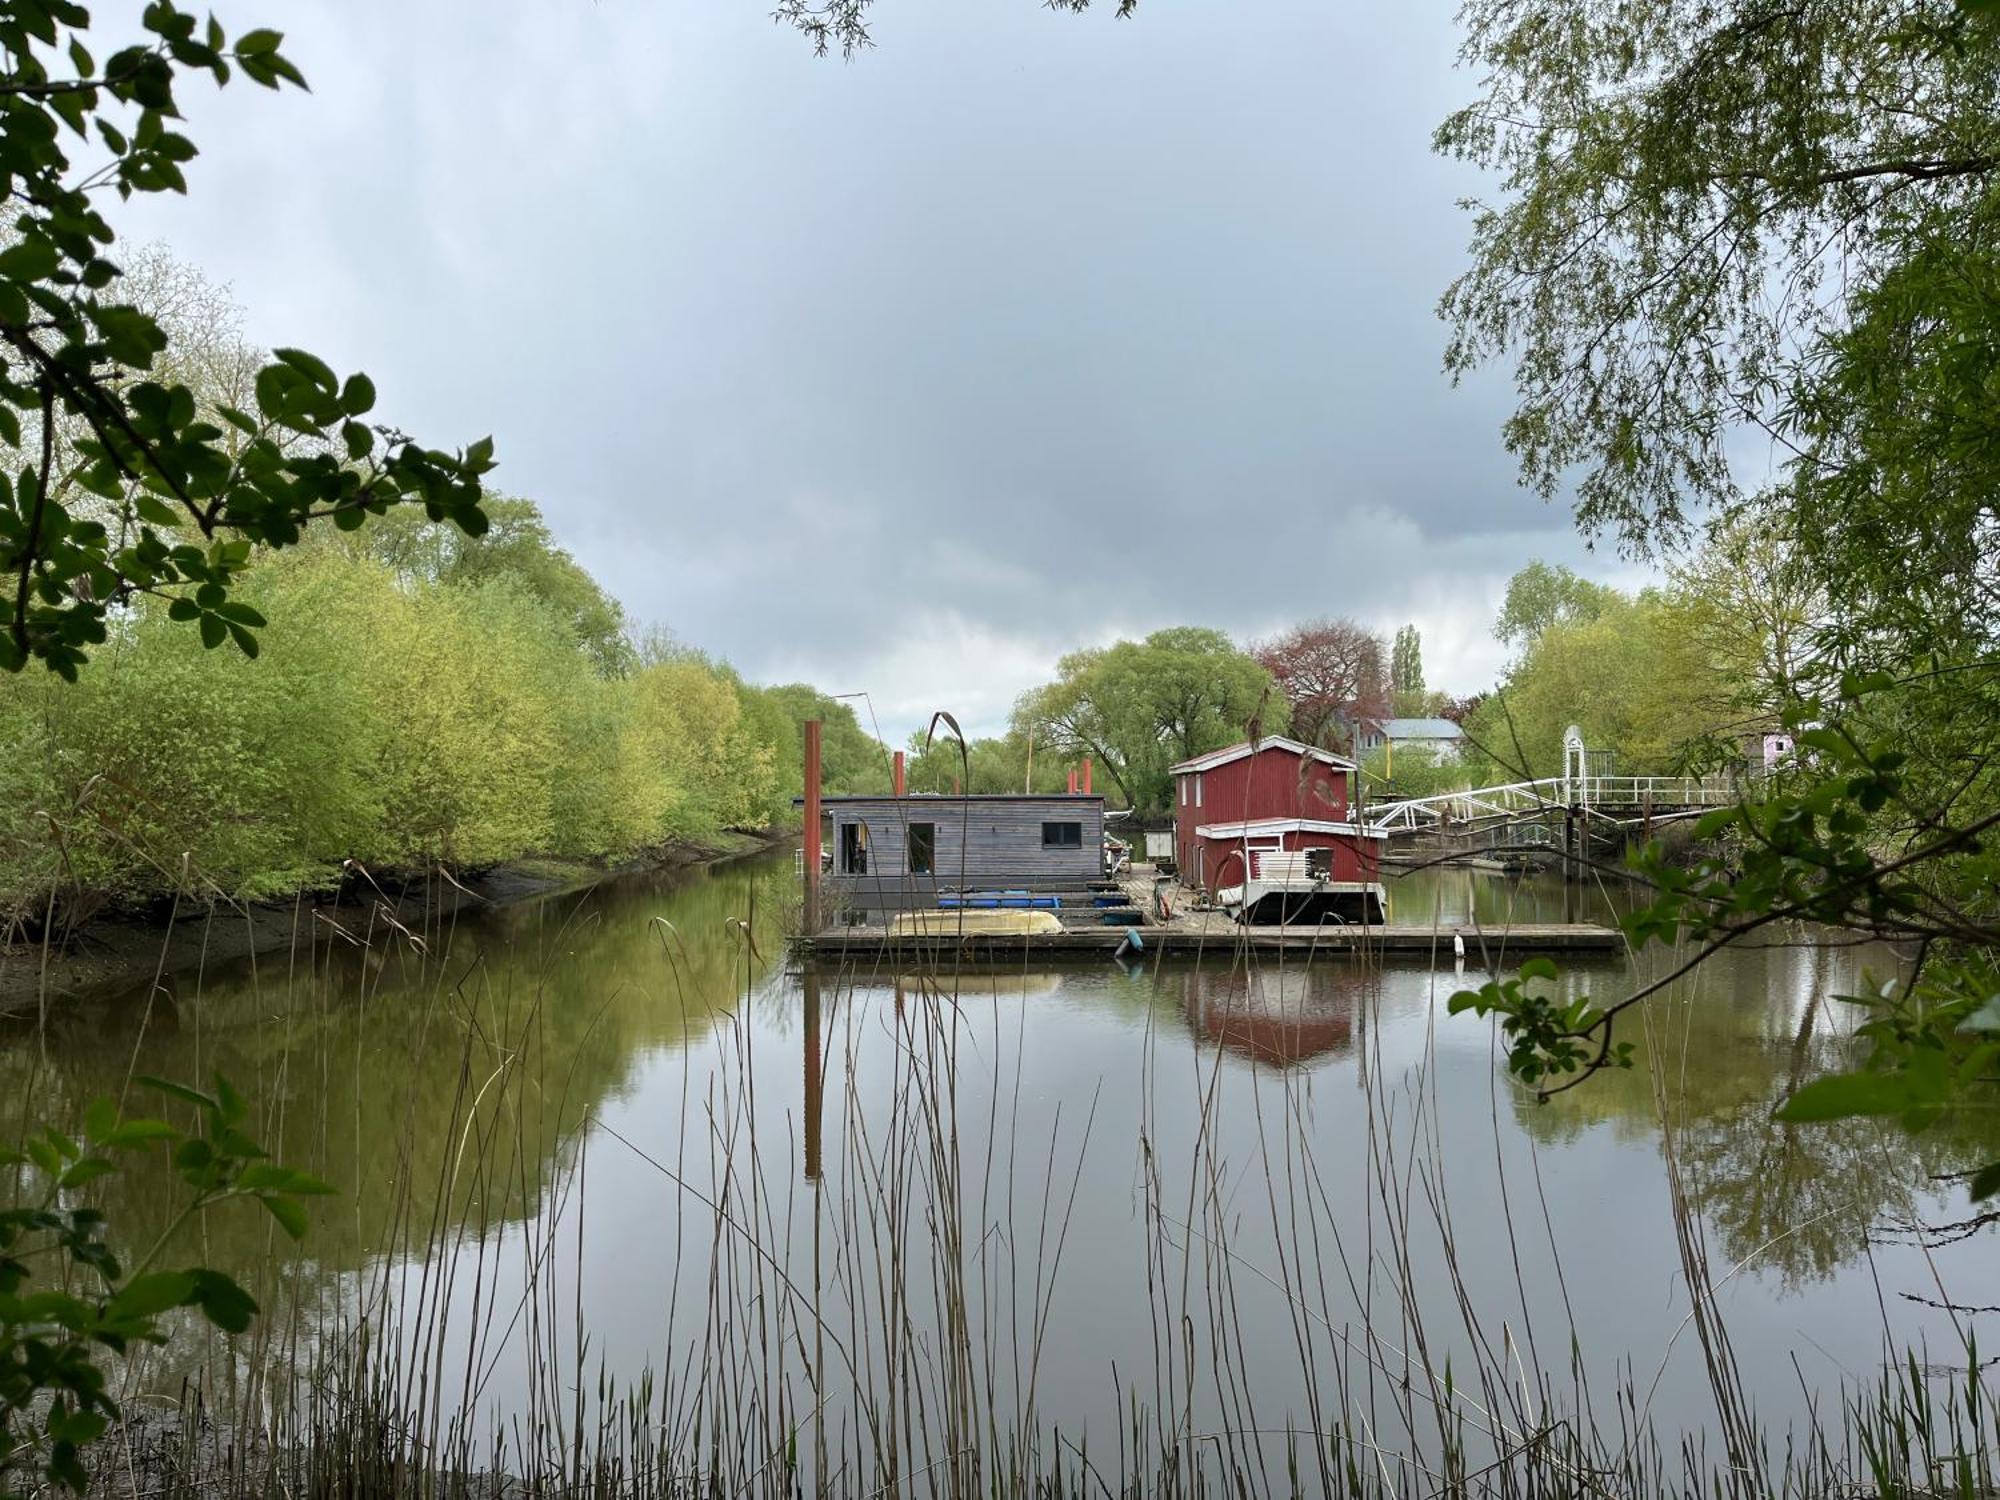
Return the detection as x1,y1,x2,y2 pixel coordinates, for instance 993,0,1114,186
1564,773,1740,811
1362,772,1747,834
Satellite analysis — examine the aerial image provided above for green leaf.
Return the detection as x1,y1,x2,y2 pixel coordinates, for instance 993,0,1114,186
186,1269,257,1333
135,494,182,528
0,236,60,281
83,1096,118,1144
339,373,376,416
98,1118,178,1149
1517,957,1558,982
108,1270,196,1320
273,346,336,392
259,1194,308,1240
1773,1071,1913,1122
58,1157,116,1190
198,612,226,649
213,1074,248,1125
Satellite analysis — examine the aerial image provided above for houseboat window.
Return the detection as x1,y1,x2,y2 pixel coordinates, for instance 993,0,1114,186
1041,821,1083,848
839,821,869,875
1179,777,1186,807
1195,774,1203,808
907,822,935,875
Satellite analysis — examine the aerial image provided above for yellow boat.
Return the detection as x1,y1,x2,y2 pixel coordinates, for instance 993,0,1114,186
887,909,1064,937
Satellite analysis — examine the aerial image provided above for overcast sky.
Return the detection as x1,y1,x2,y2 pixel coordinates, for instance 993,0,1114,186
114,0,1651,742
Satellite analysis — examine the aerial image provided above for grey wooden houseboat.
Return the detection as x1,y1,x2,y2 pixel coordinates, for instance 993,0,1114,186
800,793,1107,915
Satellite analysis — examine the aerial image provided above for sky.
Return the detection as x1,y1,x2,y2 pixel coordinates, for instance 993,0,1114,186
113,0,1654,743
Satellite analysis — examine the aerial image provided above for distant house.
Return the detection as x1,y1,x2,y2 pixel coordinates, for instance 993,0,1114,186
1168,737,1384,923
1355,717,1468,762
798,793,1105,915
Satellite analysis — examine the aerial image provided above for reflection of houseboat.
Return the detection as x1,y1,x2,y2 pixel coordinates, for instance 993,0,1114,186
1170,737,1387,924
1176,965,1357,1067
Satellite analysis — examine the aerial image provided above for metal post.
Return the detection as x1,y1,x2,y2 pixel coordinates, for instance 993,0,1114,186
803,719,822,936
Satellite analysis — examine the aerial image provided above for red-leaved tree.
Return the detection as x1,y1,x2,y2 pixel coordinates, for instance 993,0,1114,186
1252,619,1389,752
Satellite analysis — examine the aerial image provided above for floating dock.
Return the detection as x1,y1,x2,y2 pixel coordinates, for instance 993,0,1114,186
796,922,1623,961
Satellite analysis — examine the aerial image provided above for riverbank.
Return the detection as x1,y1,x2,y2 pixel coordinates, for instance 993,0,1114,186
0,829,787,1018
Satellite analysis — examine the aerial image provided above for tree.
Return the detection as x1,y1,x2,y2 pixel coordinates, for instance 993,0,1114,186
1437,0,2000,555
774,0,1135,55
1438,3,2000,1218
1667,514,1833,724
1494,561,1617,650
0,5,490,679
1465,587,1730,779
1252,618,1387,752
1389,624,1425,717
1013,627,1282,813
347,497,631,675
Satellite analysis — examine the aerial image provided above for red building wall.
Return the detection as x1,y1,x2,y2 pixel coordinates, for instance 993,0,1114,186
1173,745,1353,883
1198,826,1382,892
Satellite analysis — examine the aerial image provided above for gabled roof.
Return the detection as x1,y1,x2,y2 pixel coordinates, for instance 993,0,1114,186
1376,718,1466,740
1169,736,1358,775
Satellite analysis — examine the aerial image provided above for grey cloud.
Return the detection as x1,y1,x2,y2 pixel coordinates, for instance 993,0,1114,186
113,0,1624,742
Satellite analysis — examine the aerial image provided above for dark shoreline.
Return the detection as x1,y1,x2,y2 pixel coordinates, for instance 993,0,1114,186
0,829,788,1019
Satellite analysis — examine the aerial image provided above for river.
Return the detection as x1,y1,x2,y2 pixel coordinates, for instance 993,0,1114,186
2,851,1991,1495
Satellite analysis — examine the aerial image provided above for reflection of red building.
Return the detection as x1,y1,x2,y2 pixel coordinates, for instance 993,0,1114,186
1178,966,1357,1068
1170,738,1385,922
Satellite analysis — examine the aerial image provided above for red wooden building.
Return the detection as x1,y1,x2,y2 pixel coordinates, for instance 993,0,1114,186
1170,737,1386,923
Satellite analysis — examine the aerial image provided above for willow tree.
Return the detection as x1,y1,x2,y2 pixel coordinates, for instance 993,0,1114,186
1440,1,2000,1196
1013,627,1282,813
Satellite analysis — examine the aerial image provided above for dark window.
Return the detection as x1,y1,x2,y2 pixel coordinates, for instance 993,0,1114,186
1042,821,1083,848
907,822,935,875
839,822,869,875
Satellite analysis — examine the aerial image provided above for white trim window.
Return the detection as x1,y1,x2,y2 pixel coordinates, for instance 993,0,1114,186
1195,774,1204,808
1180,777,1187,807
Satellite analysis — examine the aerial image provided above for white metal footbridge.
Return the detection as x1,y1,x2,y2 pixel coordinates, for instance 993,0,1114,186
1360,726,1744,837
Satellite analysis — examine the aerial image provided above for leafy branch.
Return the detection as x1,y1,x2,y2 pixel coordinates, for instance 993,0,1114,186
0,1074,330,1497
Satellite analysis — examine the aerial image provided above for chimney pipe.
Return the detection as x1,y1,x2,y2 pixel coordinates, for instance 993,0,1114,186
803,720,822,935
1082,757,1093,795
893,750,905,797
1067,769,1078,795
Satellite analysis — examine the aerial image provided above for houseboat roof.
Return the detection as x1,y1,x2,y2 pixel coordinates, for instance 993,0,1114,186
1195,817,1388,842
791,793,1107,807
1169,737,1358,775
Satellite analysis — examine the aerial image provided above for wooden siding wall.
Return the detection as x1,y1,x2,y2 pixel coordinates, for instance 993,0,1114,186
827,797,1104,892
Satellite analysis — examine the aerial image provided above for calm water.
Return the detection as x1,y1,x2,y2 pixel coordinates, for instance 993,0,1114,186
4,853,1991,1488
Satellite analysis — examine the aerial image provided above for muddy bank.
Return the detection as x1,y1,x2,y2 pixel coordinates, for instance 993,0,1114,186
0,830,787,1018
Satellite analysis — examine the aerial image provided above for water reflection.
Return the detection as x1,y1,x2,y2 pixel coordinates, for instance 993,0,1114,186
1170,963,1357,1068
1,856,1992,1470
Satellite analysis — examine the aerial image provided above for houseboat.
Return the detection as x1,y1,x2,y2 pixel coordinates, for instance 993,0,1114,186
1170,737,1387,924
799,792,1107,920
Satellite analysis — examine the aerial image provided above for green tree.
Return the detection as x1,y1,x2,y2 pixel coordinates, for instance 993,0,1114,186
0,4,491,678
1013,627,1281,814
1437,0,2000,553
1389,624,1426,717
1465,585,1730,779
1493,561,1616,651
342,497,631,675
